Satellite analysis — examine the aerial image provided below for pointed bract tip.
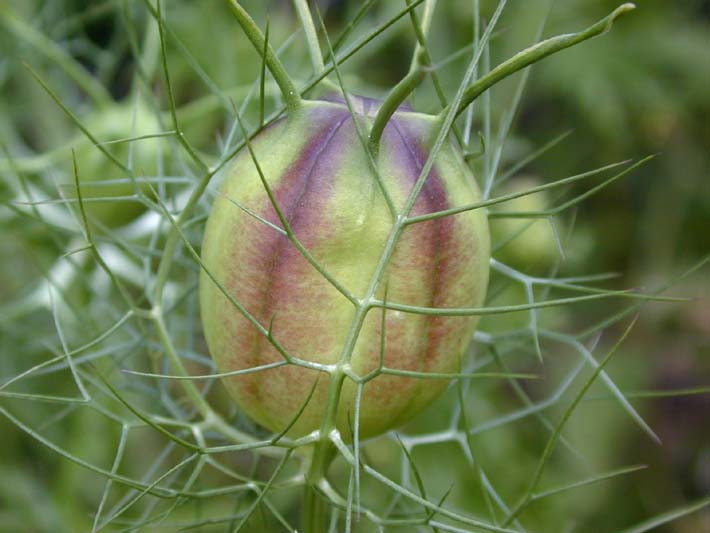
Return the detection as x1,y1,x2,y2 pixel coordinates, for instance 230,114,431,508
616,3,637,17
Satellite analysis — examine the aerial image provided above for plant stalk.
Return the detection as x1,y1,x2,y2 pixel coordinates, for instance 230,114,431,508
293,0,325,75
224,0,302,110
303,482,327,532
442,3,636,120
303,371,345,531
367,63,425,156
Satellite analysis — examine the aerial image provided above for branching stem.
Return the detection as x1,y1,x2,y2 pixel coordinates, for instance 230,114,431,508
224,0,301,110
293,0,325,75
408,0,437,74
367,60,425,156
441,3,636,120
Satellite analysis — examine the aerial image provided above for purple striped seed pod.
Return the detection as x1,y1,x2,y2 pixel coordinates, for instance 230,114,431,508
199,96,490,441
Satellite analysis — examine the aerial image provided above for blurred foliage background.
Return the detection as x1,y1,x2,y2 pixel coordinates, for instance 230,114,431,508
0,0,708,531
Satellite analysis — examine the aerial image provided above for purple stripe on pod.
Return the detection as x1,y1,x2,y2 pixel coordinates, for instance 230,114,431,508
219,108,350,409
391,118,472,373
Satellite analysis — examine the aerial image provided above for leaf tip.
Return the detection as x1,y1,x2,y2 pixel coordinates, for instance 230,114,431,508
613,3,637,21
605,3,636,33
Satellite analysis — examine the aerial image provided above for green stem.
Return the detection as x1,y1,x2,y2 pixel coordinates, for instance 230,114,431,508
132,5,162,92
407,0,437,74
405,0,466,149
442,3,636,120
299,373,345,530
303,482,328,533
153,313,213,416
259,17,270,127
305,369,347,481
293,0,325,75
331,0,376,54
24,64,130,174
368,63,425,156
224,0,301,111
156,0,207,171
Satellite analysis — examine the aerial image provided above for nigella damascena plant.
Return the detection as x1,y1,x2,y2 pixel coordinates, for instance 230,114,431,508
199,2,635,441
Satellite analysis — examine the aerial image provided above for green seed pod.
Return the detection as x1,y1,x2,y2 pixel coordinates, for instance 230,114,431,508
490,176,560,271
199,96,491,440
69,99,161,226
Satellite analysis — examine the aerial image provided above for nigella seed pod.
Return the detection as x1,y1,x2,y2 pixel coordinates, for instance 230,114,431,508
199,0,636,444
199,96,490,440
